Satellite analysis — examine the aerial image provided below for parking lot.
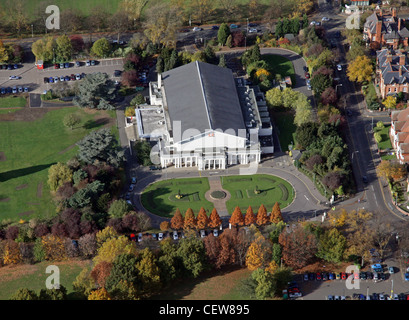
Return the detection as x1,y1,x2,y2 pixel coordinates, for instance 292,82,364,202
291,261,409,300
0,58,124,94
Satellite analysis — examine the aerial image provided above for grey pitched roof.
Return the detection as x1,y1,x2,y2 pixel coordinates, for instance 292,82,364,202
161,61,246,142
377,48,409,84
364,11,408,40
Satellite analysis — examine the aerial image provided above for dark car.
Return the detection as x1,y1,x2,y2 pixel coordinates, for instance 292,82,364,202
379,273,386,281
309,273,315,281
248,23,258,27
64,75,70,81
75,61,81,67
44,77,49,83
366,272,373,280
1,64,7,69
54,63,59,69
360,272,367,280
6,87,11,93
7,64,12,70
114,70,122,77
211,25,219,30
149,165,161,170
71,74,76,81
64,62,70,68
305,72,310,79
0,88,5,94
362,175,368,183
322,273,328,281
13,64,18,69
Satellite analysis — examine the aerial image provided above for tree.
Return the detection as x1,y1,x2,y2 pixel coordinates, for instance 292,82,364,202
244,206,257,226
383,95,397,110
320,87,337,106
119,0,150,21
190,0,214,24
256,204,269,226
110,10,130,43
316,228,346,263
63,113,81,130
218,23,231,46
376,160,407,181
322,171,343,191
251,268,275,300
204,233,221,267
55,35,73,63
171,208,184,230
229,206,244,227
196,207,209,230
108,199,132,219
208,208,222,228
270,202,283,224
135,248,161,297
183,208,197,230
4,0,28,37
47,162,73,192
347,55,373,84
10,288,38,300
3,240,21,265
88,288,111,300
278,224,317,269
0,41,9,63
91,38,112,58
39,286,67,300
160,221,170,231
245,234,272,271
310,73,332,97
176,234,207,278
93,236,137,265
78,233,98,258
265,87,283,108
76,128,124,168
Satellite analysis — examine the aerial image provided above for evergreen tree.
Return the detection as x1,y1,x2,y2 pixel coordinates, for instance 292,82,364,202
218,23,231,46
218,53,227,68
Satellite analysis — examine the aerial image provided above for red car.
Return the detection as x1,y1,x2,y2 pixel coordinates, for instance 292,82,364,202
54,63,59,69
316,273,322,280
354,273,359,280
341,272,347,280
305,72,310,79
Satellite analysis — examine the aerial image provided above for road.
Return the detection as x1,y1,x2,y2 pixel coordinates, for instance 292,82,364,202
313,0,408,225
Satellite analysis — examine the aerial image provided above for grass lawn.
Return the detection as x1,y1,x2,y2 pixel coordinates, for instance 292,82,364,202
262,54,296,86
153,266,254,300
141,177,213,218
271,111,297,152
222,174,294,214
0,259,90,300
0,96,27,108
0,107,116,222
375,125,392,151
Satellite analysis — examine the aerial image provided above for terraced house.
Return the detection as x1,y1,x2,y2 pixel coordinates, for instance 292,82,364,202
363,8,409,49
390,107,409,163
376,48,409,100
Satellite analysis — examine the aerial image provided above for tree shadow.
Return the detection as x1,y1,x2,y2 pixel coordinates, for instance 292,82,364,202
82,118,109,130
0,163,56,182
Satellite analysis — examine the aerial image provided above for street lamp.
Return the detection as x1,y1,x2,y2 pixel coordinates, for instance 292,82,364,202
31,24,33,38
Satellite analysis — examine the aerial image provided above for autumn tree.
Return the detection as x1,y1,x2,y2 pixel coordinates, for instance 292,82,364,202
316,228,346,263
88,288,111,300
10,288,38,300
93,236,137,265
119,0,150,21
160,221,170,231
183,208,197,230
96,226,119,248
270,202,283,224
383,95,397,110
2,240,21,265
229,206,244,228
196,207,209,230
376,160,407,181
347,55,373,84
245,233,272,271
208,208,222,229
90,261,113,288
245,206,257,226
177,234,207,278
135,248,162,297
279,224,317,269
190,0,214,25
42,234,66,261
203,233,221,267
256,204,269,226
47,162,73,192
171,208,184,230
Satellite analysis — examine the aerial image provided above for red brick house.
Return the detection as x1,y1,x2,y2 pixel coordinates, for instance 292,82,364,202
376,48,409,100
363,8,409,49
391,108,409,163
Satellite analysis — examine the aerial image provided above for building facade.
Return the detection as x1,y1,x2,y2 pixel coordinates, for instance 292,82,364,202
390,108,409,163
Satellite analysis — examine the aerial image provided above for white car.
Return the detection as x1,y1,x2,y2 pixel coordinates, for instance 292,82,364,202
137,233,143,242
379,294,385,300
173,231,178,240
9,75,21,80
337,64,342,71
322,17,330,21
193,27,202,31
213,229,219,237
200,230,206,238
158,232,163,241
248,28,258,33
310,21,316,25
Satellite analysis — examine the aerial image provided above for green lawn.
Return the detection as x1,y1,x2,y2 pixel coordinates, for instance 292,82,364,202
141,177,214,218
221,174,294,214
375,125,392,151
262,54,296,86
0,96,26,108
0,107,116,222
0,260,90,300
271,111,297,152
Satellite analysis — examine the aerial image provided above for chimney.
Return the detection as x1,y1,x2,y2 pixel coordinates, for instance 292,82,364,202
400,65,403,76
379,9,383,17
158,73,162,89
399,17,402,31
392,7,397,18
400,53,406,66
376,20,382,40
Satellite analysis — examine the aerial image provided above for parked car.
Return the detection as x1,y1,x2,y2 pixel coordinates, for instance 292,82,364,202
54,63,59,69
64,75,70,81
138,233,143,242
248,28,258,33
44,77,49,84
75,61,81,67
86,60,91,66
341,272,347,280
128,184,134,192
71,74,76,81
114,70,122,77
192,27,203,31
158,232,164,241
359,272,367,280
310,21,316,25
337,64,342,71
131,177,137,184
329,273,335,280
230,24,239,29
64,62,69,68
211,25,219,30
9,75,21,80
200,230,206,238
17,86,23,93
389,266,395,274
305,72,310,79
149,165,161,170
60,76,65,82
49,77,54,83
12,86,17,93
60,63,64,69
75,74,81,80
316,273,322,281
309,273,315,281
91,60,96,66
322,17,330,21
173,231,178,240
405,273,409,281
248,23,258,27
213,229,219,237
0,88,5,94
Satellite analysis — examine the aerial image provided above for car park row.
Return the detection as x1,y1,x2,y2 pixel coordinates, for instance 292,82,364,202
128,228,220,243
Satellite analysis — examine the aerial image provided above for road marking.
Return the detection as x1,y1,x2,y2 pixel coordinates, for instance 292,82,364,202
304,195,309,201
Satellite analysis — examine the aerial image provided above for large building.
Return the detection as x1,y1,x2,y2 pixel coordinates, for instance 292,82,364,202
363,8,409,49
390,108,409,164
135,61,274,170
376,48,409,100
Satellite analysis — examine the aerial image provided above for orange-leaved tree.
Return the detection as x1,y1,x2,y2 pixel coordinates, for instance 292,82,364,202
90,261,113,288
208,208,222,228
88,288,111,300
196,207,209,230
244,205,257,226
270,202,283,224
160,221,170,231
229,206,244,228
245,233,272,271
256,204,269,226
183,208,197,230
171,208,184,230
